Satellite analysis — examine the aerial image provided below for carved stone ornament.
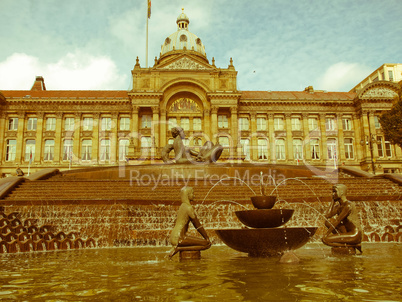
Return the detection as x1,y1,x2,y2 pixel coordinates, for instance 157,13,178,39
43,131,56,138
5,131,17,138
362,87,398,99
163,57,208,70
168,98,201,113
24,131,36,138
81,131,93,138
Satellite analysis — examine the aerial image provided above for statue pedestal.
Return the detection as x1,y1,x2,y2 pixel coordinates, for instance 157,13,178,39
331,246,357,255
179,250,201,260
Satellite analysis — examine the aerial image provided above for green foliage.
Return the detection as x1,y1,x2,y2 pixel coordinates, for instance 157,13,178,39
380,96,402,148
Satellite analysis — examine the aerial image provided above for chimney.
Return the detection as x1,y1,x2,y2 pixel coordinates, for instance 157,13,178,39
31,76,46,91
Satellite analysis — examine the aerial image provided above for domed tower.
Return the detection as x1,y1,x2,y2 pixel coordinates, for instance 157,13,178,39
158,9,208,65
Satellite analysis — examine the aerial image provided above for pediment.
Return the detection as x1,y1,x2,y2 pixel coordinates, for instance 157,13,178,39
359,82,399,100
362,87,398,99
157,55,214,71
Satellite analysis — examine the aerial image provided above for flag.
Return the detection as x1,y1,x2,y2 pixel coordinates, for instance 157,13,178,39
147,0,151,19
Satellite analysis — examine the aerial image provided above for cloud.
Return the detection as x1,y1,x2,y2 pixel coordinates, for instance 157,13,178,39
0,52,128,90
317,62,373,92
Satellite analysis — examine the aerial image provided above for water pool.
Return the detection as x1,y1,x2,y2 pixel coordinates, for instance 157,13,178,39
0,243,400,301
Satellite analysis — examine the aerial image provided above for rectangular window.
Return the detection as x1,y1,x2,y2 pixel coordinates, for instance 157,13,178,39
6,140,17,161
8,118,18,131
327,139,337,160
257,118,267,131
63,139,73,161
218,136,230,147
385,141,392,157
377,136,383,157
374,116,381,129
258,138,268,160
120,117,130,131
141,136,152,148
218,115,228,128
344,138,354,159
240,138,250,160
81,140,92,161
25,139,36,162
193,118,201,131
388,70,394,81
168,118,177,129
342,117,352,131
119,139,129,161
325,117,336,131
293,139,303,160
82,117,93,131
141,115,152,129
275,139,286,160
64,117,75,131
44,140,55,161
239,118,249,131
274,117,284,131
291,117,301,131
181,117,190,131
27,118,37,131
100,139,110,161
46,117,56,131
310,139,320,159
101,117,112,131
308,118,318,131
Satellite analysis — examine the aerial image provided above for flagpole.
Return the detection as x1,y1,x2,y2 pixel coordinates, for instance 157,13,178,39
146,0,149,68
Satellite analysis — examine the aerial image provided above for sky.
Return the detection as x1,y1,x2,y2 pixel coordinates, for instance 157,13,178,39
0,0,401,92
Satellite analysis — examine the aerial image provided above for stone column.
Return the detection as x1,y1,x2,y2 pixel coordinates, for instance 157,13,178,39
15,111,26,164
319,114,327,161
53,112,63,164
110,113,118,164
337,113,345,164
368,111,378,158
353,114,363,161
73,112,81,163
0,113,6,163
160,108,167,147
302,113,311,161
230,107,239,159
360,111,370,161
151,106,159,159
34,112,44,163
211,106,218,141
92,113,100,164
250,112,257,161
204,109,211,141
285,113,293,161
268,113,275,162
131,106,139,148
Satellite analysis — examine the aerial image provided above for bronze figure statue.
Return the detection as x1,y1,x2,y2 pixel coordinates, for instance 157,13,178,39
169,186,211,258
161,126,223,164
322,184,362,253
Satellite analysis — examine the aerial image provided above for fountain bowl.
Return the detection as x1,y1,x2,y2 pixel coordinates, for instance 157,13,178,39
235,209,294,228
215,227,318,257
250,195,277,209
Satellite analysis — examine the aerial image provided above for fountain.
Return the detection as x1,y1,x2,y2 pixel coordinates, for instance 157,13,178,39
215,172,318,257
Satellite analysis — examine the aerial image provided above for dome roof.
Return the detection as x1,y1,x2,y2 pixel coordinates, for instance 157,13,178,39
160,10,206,60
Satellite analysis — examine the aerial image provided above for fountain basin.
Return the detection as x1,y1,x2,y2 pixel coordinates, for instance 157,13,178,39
250,195,277,209
235,209,294,228
215,227,317,257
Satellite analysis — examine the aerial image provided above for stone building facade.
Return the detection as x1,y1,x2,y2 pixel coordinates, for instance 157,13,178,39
0,12,401,176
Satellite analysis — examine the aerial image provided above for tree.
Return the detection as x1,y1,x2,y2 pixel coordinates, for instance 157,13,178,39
380,95,402,148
